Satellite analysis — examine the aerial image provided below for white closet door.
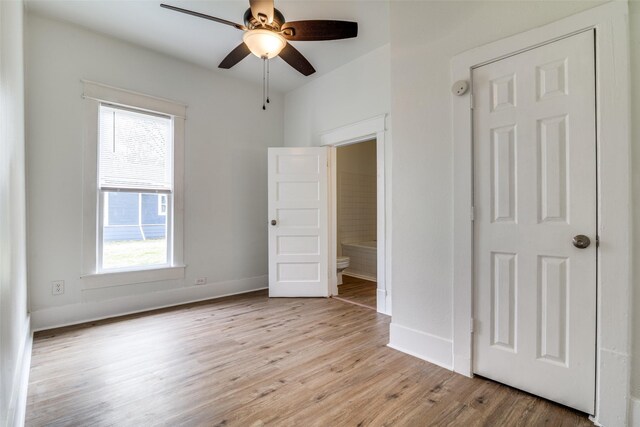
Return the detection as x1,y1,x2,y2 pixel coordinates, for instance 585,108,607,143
473,30,596,413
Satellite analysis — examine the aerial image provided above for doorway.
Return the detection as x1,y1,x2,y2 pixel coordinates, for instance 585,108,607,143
333,140,378,310
266,116,390,313
268,115,391,315
322,115,389,315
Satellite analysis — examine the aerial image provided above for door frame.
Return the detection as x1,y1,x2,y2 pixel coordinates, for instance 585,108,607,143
451,2,630,426
320,114,391,315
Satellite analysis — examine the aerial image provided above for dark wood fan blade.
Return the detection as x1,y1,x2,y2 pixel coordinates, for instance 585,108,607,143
160,4,247,31
219,43,251,69
279,43,315,76
281,20,357,41
249,0,274,24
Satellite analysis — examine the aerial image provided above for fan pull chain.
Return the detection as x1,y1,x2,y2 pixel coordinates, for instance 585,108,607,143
266,58,270,104
262,56,267,110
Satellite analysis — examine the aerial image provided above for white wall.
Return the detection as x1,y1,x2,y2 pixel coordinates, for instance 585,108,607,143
0,1,31,425
284,44,390,147
387,0,605,367
25,14,284,330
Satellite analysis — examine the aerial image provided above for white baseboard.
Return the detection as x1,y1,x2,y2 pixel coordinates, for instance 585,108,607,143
388,322,453,370
629,396,640,427
6,315,32,427
31,275,268,331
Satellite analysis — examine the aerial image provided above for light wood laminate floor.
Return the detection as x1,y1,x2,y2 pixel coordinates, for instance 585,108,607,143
336,275,377,310
26,291,591,426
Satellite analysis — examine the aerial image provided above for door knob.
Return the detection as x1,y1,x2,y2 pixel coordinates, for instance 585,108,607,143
271,219,277,226
572,235,591,249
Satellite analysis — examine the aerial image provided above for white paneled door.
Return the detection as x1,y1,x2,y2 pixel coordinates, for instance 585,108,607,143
268,147,329,297
473,30,596,413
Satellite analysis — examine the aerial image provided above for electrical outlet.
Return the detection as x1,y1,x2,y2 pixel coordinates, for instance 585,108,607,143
195,277,207,285
51,280,65,295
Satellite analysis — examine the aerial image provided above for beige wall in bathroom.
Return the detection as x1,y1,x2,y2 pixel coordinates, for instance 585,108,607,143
336,140,377,256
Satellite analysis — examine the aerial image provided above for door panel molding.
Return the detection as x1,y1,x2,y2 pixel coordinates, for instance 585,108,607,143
451,2,630,425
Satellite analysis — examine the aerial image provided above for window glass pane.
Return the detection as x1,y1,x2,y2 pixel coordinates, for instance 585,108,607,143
102,192,168,270
99,105,172,191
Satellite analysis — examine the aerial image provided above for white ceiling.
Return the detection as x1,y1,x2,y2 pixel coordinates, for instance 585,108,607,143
25,0,390,92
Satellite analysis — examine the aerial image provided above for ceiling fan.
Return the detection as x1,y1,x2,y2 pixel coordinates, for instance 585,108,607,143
160,0,358,77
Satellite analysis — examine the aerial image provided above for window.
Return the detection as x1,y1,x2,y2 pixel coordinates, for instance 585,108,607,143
98,105,172,271
81,81,185,287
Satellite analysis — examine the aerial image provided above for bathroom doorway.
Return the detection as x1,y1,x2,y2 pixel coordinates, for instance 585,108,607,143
321,114,389,315
333,140,377,310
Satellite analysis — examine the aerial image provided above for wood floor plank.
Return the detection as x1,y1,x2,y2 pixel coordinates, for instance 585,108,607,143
26,290,592,426
336,276,377,309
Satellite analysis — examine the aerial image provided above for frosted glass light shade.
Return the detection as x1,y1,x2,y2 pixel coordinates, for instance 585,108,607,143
243,29,286,59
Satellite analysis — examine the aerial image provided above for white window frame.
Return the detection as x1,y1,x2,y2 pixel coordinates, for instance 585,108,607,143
81,81,186,289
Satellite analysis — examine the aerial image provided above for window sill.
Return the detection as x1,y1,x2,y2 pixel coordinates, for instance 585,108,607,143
81,265,186,290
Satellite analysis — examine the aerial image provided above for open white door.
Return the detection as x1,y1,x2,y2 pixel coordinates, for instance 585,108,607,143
473,30,596,413
268,147,329,297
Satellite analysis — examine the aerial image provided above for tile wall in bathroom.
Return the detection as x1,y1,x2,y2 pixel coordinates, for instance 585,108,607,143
336,139,377,281
339,171,377,245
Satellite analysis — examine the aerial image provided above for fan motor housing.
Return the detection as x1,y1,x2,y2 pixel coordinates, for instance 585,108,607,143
243,8,286,30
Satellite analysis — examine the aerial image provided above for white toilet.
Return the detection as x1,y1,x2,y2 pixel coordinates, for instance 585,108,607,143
337,256,350,285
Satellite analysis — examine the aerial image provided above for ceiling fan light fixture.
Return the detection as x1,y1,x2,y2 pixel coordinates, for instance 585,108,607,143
243,29,286,59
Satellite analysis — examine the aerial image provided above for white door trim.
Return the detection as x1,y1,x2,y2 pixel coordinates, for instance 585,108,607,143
451,2,630,425
320,114,391,315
